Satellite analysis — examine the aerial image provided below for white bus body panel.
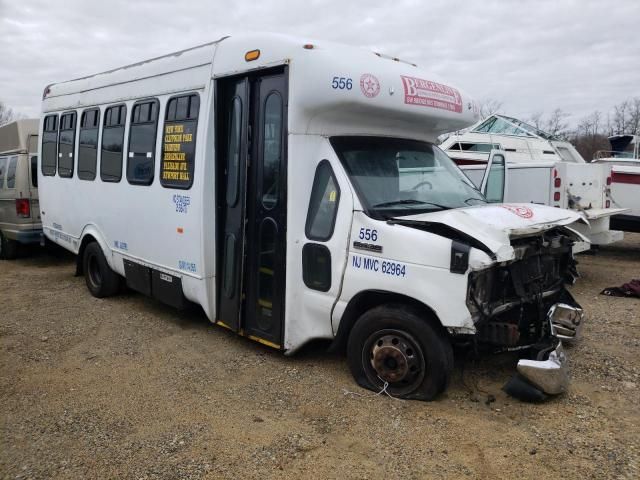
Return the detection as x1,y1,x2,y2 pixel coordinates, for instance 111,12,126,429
40,34,481,352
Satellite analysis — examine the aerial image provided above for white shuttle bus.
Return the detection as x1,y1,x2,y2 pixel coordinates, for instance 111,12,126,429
40,34,586,401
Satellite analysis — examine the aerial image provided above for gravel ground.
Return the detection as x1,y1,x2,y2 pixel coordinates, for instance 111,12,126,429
1,235,639,479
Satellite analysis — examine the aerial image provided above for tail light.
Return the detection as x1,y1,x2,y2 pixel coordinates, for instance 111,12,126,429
606,176,612,185
554,177,562,188
554,192,561,201
16,199,31,218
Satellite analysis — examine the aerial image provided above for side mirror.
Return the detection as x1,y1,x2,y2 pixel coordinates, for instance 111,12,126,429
481,150,506,203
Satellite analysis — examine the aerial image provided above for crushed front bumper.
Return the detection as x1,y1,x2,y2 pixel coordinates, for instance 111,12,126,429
517,341,568,395
504,302,584,401
548,302,584,342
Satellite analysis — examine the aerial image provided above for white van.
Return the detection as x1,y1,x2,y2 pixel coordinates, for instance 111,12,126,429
0,119,41,259
440,115,627,249
40,34,585,400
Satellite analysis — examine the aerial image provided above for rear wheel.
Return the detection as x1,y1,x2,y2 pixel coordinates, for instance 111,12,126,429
0,231,19,260
347,304,453,400
83,242,121,298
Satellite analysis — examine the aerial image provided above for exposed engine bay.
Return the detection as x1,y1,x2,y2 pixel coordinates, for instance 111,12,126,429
467,227,582,347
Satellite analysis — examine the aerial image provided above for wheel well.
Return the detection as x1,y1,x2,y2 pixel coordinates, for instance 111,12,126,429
330,290,445,353
75,234,97,276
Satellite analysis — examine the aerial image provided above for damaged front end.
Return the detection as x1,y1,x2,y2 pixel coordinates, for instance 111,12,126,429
466,227,584,400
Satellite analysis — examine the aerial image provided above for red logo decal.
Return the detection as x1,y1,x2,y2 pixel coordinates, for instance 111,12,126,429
400,75,462,113
360,73,380,98
500,205,534,219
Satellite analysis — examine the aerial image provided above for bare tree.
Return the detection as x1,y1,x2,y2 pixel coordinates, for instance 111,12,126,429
571,110,608,160
528,111,544,130
544,108,570,139
629,97,640,135
478,98,503,119
612,100,629,135
0,101,20,126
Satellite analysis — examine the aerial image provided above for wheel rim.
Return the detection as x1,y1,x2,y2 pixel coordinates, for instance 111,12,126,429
362,329,426,396
87,254,102,288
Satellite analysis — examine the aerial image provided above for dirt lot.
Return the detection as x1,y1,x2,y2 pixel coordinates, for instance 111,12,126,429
1,236,639,480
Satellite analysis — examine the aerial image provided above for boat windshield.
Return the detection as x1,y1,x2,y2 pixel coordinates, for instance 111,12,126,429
331,136,487,219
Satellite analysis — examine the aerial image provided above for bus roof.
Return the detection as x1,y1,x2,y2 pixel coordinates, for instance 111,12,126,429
0,119,39,155
43,33,479,140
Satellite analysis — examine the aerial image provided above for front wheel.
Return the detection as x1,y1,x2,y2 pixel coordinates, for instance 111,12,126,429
83,242,121,298
347,304,453,400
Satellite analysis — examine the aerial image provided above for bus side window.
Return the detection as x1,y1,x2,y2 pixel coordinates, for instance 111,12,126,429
0,157,6,188
302,160,340,292
58,112,77,178
41,114,58,176
6,157,18,188
78,108,100,181
127,99,160,185
100,104,126,183
160,93,199,189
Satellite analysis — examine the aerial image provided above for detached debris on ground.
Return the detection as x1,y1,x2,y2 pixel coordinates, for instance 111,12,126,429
601,279,640,298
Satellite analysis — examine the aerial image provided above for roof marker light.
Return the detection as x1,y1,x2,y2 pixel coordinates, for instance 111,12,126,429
303,44,314,50
245,49,260,62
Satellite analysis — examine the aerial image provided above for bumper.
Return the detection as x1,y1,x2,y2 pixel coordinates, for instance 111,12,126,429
548,303,584,342
12,229,43,245
504,301,583,401
516,341,568,395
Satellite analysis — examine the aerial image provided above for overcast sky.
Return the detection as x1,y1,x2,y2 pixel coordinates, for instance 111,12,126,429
1,0,638,127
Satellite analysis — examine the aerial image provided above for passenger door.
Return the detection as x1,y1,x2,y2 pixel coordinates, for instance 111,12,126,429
216,68,288,348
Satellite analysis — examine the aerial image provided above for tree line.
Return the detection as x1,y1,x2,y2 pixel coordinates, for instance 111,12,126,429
479,97,640,160
0,100,23,126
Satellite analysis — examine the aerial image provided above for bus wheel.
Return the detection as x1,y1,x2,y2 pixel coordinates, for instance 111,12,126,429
83,242,120,298
346,304,453,401
0,231,19,260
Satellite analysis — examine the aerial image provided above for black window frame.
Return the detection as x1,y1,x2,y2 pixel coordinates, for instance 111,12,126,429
41,114,58,176
305,160,341,241
100,103,127,183
78,107,101,181
31,155,38,187
160,93,200,190
57,111,77,178
126,98,160,186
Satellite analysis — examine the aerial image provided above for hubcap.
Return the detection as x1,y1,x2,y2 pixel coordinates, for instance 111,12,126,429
364,330,425,395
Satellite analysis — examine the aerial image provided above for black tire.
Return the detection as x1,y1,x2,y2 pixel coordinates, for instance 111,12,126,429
82,242,121,298
347,304,453,401
0,231,19,260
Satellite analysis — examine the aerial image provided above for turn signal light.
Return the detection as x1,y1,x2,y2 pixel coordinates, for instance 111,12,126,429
606,176,612,185
16,198,30,218
245,49,260,62
554,192,561,201
606,200,611,208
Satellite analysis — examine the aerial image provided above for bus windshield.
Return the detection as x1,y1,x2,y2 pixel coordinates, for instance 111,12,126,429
331,136,487,219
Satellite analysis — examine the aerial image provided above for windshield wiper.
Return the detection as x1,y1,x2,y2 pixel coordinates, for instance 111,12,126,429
372,199,451,210
464,197,488,206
